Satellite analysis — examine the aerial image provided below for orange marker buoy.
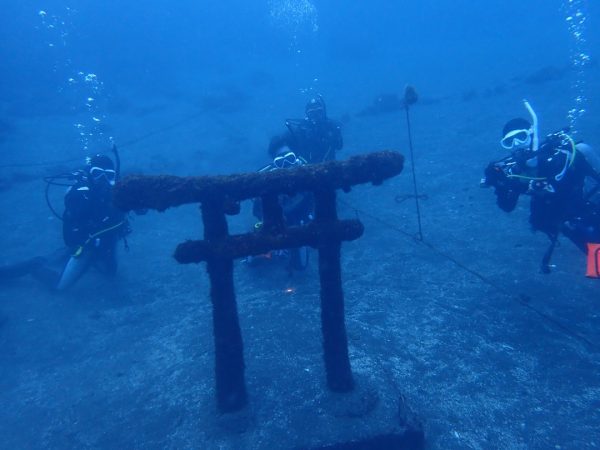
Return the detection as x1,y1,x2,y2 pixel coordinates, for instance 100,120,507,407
586,243,600,278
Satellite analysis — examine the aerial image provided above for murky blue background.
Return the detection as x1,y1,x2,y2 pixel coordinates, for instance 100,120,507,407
1,1,599,449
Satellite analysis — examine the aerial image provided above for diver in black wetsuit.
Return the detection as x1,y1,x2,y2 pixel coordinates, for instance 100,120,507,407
481,100,600,271
57,154,129,289
268,96,343,164
250,147,314,271
0,153,129,290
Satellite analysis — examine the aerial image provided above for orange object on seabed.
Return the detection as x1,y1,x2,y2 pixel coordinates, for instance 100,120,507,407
586,243,600,278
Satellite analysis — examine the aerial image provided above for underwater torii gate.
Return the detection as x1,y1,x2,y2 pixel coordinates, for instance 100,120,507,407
113,151,404,413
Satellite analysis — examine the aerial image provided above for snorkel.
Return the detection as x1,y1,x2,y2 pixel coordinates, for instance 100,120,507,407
523,99,539,152
521,99,575,181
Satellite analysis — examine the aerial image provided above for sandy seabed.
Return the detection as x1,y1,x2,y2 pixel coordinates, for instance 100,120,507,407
1,72,599,449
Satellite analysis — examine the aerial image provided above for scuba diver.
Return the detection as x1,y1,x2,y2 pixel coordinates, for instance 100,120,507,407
0,147,130,290
268,95,343,164
247,146,314,271
481,100,600,273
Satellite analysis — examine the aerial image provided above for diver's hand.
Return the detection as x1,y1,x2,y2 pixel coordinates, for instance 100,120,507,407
482,162,507,188
527,180,555,195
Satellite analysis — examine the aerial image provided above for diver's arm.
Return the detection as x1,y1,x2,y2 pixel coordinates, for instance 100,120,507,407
281,192,314,225
62,189,92,247
483,161,526,212
495,187,521,212
63,188,124,248
332,122,343,151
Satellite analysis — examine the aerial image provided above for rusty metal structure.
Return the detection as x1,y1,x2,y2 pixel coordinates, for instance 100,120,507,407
114,151,404,413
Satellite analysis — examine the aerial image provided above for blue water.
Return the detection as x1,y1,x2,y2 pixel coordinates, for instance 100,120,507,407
1,1,599,448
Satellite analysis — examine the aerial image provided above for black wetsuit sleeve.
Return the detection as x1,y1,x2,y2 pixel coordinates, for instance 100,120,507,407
495,187,521,212
484,162,526,212
62,187,92,247
331,122,343,151
281,192,314,225
62,184,126,249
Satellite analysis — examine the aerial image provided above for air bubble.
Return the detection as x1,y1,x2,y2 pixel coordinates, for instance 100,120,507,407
563,0,590,132
38,6,111,152
268,0,318,53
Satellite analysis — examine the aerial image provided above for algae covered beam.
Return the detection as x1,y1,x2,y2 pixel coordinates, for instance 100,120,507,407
201,200,247,413
314,188,354,392
174,220,364,263
113,150,404,212
110,150,405,415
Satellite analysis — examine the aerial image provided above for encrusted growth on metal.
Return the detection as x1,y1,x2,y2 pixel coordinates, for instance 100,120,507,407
114,150,404,413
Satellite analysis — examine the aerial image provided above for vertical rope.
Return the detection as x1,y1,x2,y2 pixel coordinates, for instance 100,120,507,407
405,105,423,241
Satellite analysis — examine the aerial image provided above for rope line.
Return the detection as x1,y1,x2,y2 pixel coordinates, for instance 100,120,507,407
3,107,596,349
338,197,598,351
405,106,423,241
0,111,206,170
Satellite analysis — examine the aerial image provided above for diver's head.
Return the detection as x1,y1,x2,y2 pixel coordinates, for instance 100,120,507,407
273,146,304,169
305,96,327,124
501,118,533,151
86,154,116,188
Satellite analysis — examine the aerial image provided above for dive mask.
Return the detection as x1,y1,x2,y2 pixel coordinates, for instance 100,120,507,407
501,128,532,150
89,166,116,185
273,151,301,169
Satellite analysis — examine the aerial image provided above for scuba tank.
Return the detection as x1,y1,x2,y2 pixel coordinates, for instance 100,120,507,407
577,143,600,173
576,143,600,203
